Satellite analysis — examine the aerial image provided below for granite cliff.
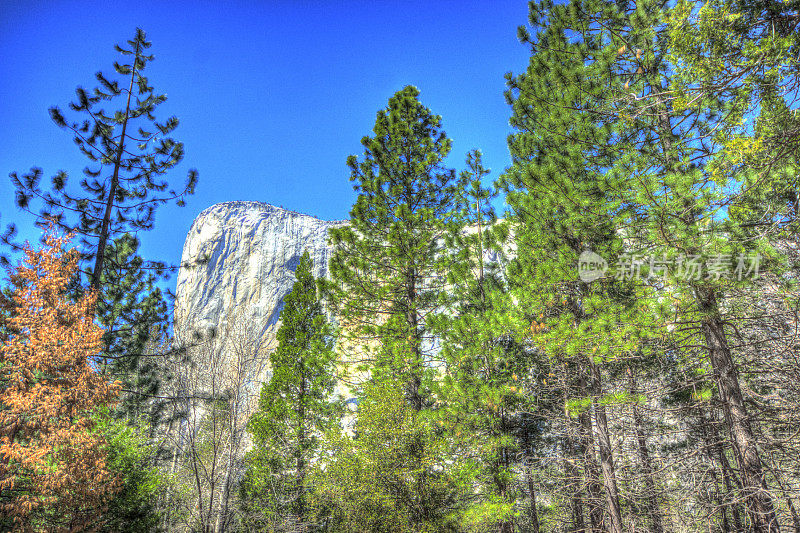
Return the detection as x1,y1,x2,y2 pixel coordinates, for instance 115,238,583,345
173,201,505,396
174,201,345,351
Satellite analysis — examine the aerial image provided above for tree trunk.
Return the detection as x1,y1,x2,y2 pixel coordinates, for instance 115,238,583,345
405,268,424,412
297,369,307,522
577,369,604,532
91,39,139,292
495,410,514,533
589,360,624,533
697,288,780,532
696,406,735,532
716,435,744,532
519,412,540,533
628,367,664,533
562,435,586,532
525,458,541,533
213,458,233,533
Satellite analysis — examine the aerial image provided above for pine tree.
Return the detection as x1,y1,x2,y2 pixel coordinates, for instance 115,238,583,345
505,1,785,530
328,85,456,410
9,28,196,423
325,85,460,529
0,229,121,530
11,28,197,291
95,233,169,421
431,150,532,532
240,251,340,530
501,2,669,530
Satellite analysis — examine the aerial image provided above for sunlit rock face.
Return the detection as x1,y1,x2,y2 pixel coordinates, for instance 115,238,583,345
174,201,345,349
174,201,507,399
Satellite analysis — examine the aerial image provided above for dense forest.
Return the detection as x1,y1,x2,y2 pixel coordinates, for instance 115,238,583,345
3,1,800,531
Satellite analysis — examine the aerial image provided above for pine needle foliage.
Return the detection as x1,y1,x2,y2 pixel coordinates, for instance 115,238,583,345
241,251,340,530
10,27,197,289
327,85,457,410
0,230,121,531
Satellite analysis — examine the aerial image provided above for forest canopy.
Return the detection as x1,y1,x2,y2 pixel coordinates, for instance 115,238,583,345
3,2,800,531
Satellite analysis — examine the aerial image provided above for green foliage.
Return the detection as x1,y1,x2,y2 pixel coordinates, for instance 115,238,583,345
502,1,794,530
94,413,165,533
667,0,800,175
9,28,196,428
324,85,466,530
95,233,170,421
312,381,465,533
327,85,457,408
240,251,341,529
428,149,534,531
10,28,197,288
502,0,659,404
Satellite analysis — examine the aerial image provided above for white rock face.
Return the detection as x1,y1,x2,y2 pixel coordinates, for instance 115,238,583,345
174,201,345,349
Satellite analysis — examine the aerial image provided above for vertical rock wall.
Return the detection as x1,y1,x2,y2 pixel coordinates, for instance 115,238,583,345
174,201,344,351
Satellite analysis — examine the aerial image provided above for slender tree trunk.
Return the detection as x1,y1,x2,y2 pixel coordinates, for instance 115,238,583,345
497,410,514,533
519,414,540,533
405,268,424,412
696,406,735,532
213,457,233,533
525,458,541,533
577,369,604,533
297,370,307,522
476,194,485,307
561,430,587,533
716,436,744,531
628,367,664,533
589,360,624,533
697,288,780,532
91,39,139,291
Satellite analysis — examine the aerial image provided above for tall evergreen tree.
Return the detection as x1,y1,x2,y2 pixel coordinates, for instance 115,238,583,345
505,1,785,530
95,233,170,421
328,85,456,410
11,28,197,291
326,85,459,530
501,2,676,530
9,28,197,422
240,251,340,530
431,150,531,532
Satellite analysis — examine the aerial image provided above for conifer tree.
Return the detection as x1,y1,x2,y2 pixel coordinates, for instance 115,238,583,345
326,85,459,530
431,150,531,532
502,2,670,530
240,251,340,530
95,233,169,421
328,85,456,409
11,28,197,291
9,28,196,422
505,1,784,530
0,230,120,530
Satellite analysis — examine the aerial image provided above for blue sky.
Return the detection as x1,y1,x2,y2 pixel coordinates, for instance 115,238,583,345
0,0,531,284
